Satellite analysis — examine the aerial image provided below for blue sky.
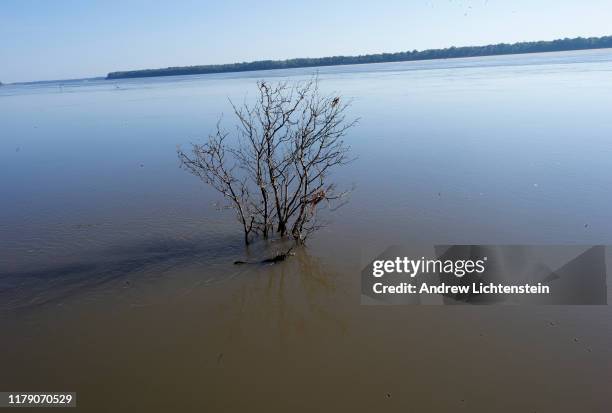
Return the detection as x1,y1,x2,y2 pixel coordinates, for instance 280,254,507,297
1,0,611,83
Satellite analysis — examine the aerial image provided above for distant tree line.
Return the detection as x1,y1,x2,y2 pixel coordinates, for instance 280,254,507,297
107,35,612,80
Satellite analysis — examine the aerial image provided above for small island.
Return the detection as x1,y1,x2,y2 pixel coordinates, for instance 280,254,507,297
107,35,612,79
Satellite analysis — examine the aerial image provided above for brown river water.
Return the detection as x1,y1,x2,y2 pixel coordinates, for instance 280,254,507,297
1,49,612,411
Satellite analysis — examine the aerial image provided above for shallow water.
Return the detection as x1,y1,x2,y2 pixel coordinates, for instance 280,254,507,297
1,49,612,411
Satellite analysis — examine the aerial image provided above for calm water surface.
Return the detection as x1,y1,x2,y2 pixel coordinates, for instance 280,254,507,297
1,50,612,411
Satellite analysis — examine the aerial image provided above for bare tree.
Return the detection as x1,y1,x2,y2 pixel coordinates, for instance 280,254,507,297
178,77,356,245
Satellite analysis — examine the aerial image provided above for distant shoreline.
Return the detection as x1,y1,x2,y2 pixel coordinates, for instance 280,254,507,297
107,35,612,80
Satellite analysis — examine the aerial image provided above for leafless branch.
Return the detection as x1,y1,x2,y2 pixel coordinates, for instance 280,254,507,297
178,76,356,245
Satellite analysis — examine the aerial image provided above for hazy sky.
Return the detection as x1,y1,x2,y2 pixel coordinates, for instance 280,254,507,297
1,0,611,83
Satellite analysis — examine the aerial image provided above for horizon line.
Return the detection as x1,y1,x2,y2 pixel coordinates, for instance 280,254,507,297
3,35,612,85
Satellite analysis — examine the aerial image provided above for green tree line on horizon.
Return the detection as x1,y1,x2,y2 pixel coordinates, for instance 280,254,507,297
107,35,612,79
